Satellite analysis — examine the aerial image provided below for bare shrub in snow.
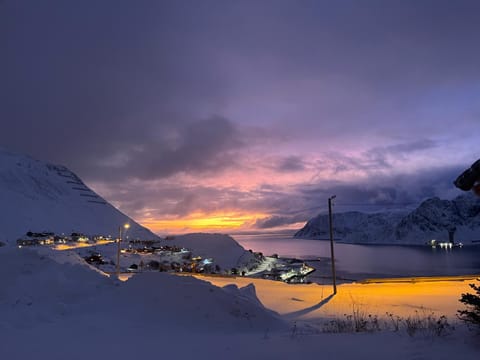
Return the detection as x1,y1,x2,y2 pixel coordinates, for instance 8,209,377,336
403,310,454,338
386,312,402,332
322,310,381,334
322,308,454,338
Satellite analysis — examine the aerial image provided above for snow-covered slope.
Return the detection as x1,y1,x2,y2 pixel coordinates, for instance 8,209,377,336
394,195,480,244
0,148,158,243
295,194,480,245
171,233,258,269
295,210,407,244
0,246,285,333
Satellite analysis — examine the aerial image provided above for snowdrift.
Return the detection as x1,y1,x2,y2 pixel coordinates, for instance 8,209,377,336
0,246,285,333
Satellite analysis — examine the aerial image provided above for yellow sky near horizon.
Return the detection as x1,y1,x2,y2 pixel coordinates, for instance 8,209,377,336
139,211,272,234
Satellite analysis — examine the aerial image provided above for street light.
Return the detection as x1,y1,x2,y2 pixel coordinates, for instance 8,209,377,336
328,195,337,295
116,223,130,277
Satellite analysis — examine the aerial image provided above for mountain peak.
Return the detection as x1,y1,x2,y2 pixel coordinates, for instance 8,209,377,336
0,149,158,243
295,193,480,245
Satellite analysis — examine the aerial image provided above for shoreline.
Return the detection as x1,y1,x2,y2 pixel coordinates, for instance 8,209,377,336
292,236,480,247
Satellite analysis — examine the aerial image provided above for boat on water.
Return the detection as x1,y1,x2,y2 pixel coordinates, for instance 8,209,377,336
428,239,463,249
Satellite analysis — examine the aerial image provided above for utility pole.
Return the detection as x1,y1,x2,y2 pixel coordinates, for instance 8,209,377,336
116,226,122,277
328,195,337,295
116,223,130,278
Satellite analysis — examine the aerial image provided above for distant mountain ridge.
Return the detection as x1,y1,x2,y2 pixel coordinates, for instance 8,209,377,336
0,148,158,243
294,194,480,245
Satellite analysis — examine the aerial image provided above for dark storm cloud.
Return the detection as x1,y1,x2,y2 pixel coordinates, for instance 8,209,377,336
298,165,466,213
253,214,308,229
312,151,388,175
96,115,244,181
306,139,439,178
0,0,235,180
362,139,438,170
369,140,437,157
1,0,478,233
215,0,480,143
252,164,467,229
2,0,479,177
275,156,307,172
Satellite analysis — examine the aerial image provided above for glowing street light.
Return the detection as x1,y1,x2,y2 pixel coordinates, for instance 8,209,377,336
116,223,130,277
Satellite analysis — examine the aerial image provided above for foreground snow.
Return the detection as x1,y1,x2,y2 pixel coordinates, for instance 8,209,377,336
2,327,479,360
1,246,479,360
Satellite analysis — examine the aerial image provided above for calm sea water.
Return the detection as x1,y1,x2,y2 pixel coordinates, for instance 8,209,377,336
233,233,480,282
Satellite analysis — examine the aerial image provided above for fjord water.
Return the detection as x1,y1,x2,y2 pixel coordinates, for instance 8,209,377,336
233,233,480,283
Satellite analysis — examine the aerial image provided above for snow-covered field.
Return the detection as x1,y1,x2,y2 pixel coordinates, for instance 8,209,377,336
1,245,479,360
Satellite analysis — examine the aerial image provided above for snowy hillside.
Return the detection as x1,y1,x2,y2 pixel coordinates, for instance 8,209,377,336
394,195,480,244
0,148,158,243
295,194,480,245
171,233,258,269
0,247,285,333
295,210,407,244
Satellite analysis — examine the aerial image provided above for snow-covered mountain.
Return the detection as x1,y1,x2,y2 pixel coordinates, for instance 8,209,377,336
0,148,158,243
295,194,480,245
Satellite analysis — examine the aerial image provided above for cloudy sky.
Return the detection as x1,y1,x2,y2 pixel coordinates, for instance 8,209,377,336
1,0,479,234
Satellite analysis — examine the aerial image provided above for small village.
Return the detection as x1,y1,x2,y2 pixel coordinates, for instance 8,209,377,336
16,231,315,283
16,231,112,246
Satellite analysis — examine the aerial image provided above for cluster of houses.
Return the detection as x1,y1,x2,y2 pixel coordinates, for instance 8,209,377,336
16,231,112,247
126,256,217,274
122,241,185,255
122,241,218,274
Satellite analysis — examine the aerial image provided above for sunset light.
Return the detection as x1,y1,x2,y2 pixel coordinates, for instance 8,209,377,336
140,211,268,234
2,1,480,358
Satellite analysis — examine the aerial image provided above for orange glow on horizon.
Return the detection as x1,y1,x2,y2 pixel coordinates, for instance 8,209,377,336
139,211,269,234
